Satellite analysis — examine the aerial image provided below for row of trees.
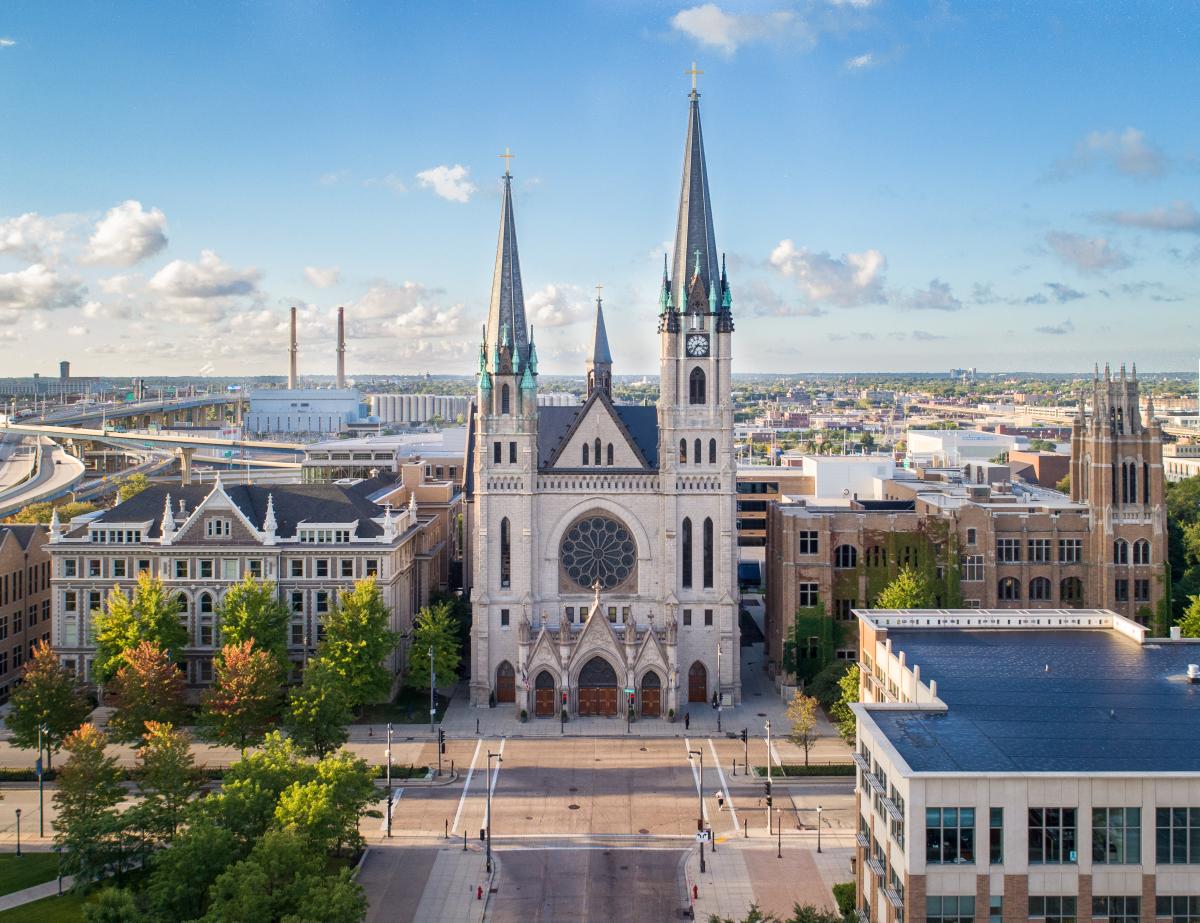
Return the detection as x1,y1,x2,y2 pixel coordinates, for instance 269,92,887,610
57,725,376,921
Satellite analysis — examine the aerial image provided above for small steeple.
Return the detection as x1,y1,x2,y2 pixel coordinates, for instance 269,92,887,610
262,493,277,537
49,506,62,541
484,166,530,375
586,289,613,399
161,494,176,538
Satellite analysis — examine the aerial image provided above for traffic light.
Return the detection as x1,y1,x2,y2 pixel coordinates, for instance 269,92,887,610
438,728,446,754
740,728,748,744
627,691,635,709
764,780,773,808
561,690,567,705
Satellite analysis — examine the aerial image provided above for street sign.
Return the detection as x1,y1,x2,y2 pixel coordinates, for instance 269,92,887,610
695,831,710,843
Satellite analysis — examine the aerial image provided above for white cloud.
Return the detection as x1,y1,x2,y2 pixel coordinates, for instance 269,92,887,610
0,263,84,312
768,239,887,307
0,213,69,261
348,282,468,339
363,174,407,195
911,329,946,341
0,38,15,48
304,266,341,289
526,284,590,328
416,164,476,203
844,52,874,71
1035,319,1075,336
1094,200,1200,234
1049,128,1166,179
905,278,962,311
149,249,261,298
67,325,89,337
669,4,809,55
1045,231,1131,274
84,200,168,266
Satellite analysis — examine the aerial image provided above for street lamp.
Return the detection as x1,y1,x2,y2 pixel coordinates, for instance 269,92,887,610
715,642,722,733
429,645,436,732
776,807,782,859
385,723,393,838
485,751,502,873
37,723,46,838
688,749,706,873
816,804,824,854
14,808,21,858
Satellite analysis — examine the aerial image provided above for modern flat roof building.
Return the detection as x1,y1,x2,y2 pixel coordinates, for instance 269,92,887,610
852,609,1200,923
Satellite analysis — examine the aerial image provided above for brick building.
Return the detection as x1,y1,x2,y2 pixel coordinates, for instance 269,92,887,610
0,525,53,703
765,366,1168,680
47,468,459,688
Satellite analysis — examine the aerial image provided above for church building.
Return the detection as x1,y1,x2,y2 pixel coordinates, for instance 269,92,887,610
464,80,740,718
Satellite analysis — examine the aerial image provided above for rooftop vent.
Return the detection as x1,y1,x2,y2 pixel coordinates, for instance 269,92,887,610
1188,664,1199,685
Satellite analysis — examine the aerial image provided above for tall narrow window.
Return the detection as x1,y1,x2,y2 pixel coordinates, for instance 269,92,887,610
680,439,687,464
499,518,511,589
681,518,693,588
694,438,702,466
709,439,716,464
509,441,517,463
1128,462,1137,503
689,367,706,404
594,438,602,466
583,444,589,465
1143,461,1150,503
501,384,510,415
703,517,714,588
493,441,501,464
606,443,614,466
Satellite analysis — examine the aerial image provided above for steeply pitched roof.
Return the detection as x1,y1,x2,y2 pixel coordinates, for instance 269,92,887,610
671,89,719,313
0,524,41,550
535,400,659,470
589,298,612,366
484,173,530,369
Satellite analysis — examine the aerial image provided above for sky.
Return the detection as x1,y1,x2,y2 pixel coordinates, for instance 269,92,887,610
1,0,1198,378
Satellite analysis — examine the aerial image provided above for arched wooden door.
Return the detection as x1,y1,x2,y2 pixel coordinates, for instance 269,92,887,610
534,671,556,717
640,671,662,717
687,661,707,704
495,661,516,704
578,657,618,716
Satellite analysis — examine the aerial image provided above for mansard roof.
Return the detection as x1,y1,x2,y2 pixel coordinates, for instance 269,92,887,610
536,399,659,470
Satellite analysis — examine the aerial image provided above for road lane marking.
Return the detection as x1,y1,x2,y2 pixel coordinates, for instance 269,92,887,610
379,787,404,832
450,738,483,835
481,737,506,829
682,737,709,823
708,737,739,833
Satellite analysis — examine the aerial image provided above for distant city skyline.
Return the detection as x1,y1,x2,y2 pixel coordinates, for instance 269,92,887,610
1,1,1197,376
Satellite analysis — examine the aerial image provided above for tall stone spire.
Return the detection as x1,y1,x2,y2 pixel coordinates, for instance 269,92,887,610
671,81,720,314
586,291,613,398
485,169,530,374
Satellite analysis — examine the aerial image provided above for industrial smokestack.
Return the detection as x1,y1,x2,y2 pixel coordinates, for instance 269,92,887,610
288,306,298,389
336,306,346,389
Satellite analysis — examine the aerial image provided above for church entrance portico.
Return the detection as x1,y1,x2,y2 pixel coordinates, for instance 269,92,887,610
533,670,557,717
577,656,619,716
639,670,662,717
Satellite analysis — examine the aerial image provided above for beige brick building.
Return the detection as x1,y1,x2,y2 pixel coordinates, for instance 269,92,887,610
765,366,1167,681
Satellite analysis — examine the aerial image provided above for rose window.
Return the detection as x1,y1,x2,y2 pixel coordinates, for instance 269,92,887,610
560,515,636,590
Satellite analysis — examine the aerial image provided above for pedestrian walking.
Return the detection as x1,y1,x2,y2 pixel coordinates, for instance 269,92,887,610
684,711,690,730
716,791,725,811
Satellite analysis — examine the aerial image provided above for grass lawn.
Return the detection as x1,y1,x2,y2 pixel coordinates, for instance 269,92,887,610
0,853,61,897
354,688,450,724
0,890,85,922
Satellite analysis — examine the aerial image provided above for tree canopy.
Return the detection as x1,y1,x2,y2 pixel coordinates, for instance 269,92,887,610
199,641,281,753
405,599,461,692
105,641,188,742
5,640,92,769
283,661,351,758
313,577,397,709
94,572,189,683
215,577,291,676
874,565,936,609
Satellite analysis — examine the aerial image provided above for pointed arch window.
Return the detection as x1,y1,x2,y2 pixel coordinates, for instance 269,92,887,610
998,576,1020,601
709,439,716,464
702,517,714,588
681,517,693,588
500,517,511,588
501,384,510,415
694,439,702,466
689,367,706,405
1114,539,1129,565
1133,539,1150,565
583,443,589,466
680,439,687,465
606,443,614,466
594,438,602,466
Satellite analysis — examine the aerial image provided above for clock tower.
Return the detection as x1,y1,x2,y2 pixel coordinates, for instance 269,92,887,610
656,75,740,704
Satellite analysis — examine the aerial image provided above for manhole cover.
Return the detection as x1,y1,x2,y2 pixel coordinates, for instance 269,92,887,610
756,712,767,717
638,828,649,834
568,804,580,810
569,787,578,792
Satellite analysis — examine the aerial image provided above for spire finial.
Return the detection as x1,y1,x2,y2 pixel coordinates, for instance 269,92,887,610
693,249,702,278
499,146,514,177
595,282,603,305
685,61,703,95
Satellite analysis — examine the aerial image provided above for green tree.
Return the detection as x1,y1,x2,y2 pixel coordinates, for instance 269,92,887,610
5,640,92,769
405,600,461,693
116,472,151,503
199,641,281,753
874,566,936,609
105,641,187,743
83,886,142,923
202,828,365,923
202,732,316,848
806,660,851,712
786,692,820,767
94,572,188,683
54,723,125,890
215,576,291,676
1178,595,1200,638
283,661,351,758
135,721,200,841
1055,473,1071,494
144,817,239,922
312,749,380,855
5,499,96,524
314,577,397,709
829,664,859,746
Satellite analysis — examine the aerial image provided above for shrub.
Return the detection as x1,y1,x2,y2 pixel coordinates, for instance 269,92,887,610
833,882,856,916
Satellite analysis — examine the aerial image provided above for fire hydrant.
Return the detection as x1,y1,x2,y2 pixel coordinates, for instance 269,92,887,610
692,884,698,901
477,885,483,900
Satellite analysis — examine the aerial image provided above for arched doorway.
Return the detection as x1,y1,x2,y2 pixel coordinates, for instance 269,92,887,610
578,657,618,716
534,671,556,718
495,661,515,704
688,661,708,704
640,671,662,717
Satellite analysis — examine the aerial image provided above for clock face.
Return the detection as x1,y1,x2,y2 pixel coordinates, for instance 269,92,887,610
686,334,710,357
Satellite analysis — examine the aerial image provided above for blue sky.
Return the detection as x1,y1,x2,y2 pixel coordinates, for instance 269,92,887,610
1,0,1197,377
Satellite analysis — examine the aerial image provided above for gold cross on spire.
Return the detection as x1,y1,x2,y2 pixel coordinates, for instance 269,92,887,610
499,146,514,176
685,61,703,93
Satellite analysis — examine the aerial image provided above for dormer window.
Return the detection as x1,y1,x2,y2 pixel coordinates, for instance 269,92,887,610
206,518,231,539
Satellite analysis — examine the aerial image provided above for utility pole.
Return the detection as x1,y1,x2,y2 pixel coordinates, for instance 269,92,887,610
429,645,436,732
716,642,722,733
765,719,773,832
385,723,393,838
37,724,45,838
689,748,705,873
486,751,502,873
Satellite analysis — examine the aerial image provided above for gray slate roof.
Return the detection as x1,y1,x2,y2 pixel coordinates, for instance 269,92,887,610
0,524,41,550
869,628,1200,774
536,404,659,470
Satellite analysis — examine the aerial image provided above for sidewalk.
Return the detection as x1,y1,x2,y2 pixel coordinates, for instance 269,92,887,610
0,873,74,912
